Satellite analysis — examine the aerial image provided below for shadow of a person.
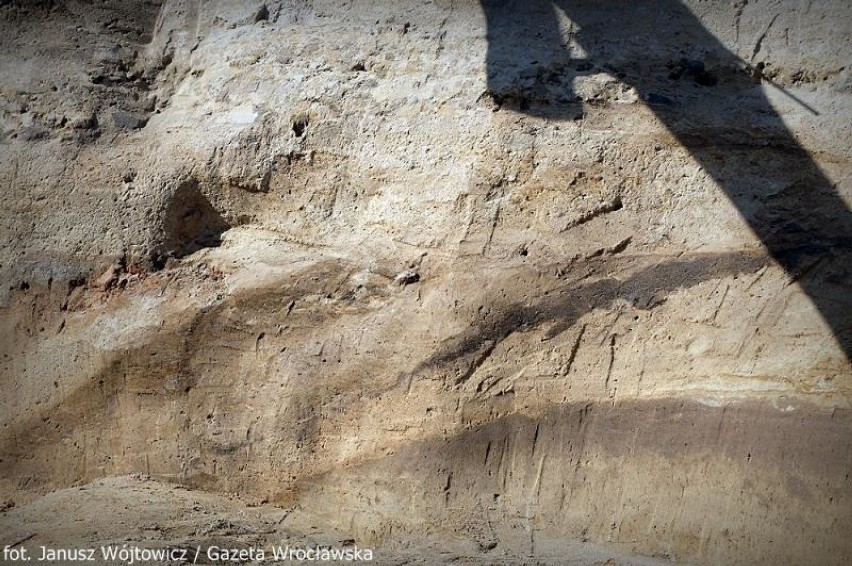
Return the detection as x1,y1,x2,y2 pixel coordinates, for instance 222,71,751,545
481,0,852,358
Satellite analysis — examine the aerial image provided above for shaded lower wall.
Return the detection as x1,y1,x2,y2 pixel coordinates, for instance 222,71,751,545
1,264,850,564
301,399,852,565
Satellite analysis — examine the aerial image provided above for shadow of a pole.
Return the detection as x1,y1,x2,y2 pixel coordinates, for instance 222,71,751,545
480,0,852,358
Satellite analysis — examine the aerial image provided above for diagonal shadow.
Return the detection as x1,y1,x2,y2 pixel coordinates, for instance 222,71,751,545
412,250,769,385
480,0,852,358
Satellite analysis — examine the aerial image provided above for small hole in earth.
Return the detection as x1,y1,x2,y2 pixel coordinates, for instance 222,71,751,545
292,117,308,137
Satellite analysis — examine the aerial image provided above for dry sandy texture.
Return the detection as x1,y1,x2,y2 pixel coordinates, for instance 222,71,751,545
1,0,850,564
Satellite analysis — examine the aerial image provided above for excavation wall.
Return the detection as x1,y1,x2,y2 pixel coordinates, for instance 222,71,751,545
1,1,850,563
